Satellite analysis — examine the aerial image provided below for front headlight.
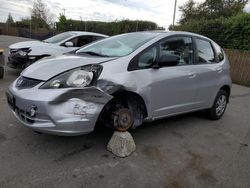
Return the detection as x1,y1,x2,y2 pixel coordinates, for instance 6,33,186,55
40,64,102,89
18,50,27,56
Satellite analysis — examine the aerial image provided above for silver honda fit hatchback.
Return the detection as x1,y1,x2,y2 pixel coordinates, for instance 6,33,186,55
6,31,232,135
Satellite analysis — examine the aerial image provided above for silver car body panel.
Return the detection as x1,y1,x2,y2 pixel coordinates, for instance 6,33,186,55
21,55,117,81
7,31,232,135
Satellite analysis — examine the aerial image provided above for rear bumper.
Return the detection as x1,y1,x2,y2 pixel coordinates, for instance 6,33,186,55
7,80,113,136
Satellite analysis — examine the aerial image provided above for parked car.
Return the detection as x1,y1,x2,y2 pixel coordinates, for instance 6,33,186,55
0,49,4,79
6,31,232,135
7,31,108,69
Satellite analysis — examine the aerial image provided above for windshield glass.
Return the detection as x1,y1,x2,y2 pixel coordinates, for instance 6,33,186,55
44,32,74,44
76,32,159,57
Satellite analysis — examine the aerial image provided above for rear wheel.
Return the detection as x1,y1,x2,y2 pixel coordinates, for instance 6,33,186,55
206,90,228,120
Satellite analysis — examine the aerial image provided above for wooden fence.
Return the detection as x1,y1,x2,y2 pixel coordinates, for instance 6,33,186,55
224,49,250,87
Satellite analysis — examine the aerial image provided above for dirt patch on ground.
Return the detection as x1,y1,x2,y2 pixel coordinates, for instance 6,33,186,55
166,151,218,188
142,145,167,161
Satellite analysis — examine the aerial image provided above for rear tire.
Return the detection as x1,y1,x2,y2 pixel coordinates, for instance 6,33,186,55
206,90,228,120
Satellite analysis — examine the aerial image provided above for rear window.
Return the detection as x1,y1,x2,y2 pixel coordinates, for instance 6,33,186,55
212,42,224,62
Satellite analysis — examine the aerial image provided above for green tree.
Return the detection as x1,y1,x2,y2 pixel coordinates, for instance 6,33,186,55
6,13,14,24
31,0,53,29
57,13,67,31
55,19,161,35
224,13,250,50
179,0,198,24
179,0,248,24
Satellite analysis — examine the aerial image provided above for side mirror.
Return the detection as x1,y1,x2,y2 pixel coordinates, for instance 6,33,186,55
64,41,74,47
157,54,180,67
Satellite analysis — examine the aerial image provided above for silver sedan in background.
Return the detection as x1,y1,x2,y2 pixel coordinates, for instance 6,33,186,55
6,31,232,135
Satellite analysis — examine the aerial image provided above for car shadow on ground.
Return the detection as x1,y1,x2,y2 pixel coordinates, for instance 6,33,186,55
18,111,210,161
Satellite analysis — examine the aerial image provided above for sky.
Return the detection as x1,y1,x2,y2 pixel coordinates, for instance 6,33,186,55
0,0,250,29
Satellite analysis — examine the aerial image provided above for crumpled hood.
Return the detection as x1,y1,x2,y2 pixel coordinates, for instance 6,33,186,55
9,40,50,49
9,41,62,56
21,55,116,81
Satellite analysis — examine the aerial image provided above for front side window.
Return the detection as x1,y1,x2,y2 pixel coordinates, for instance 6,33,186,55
159,36,194,65
128,46,157,71
138,47,157,69
196,39,216,64
66,37,78,47
76,33,159,57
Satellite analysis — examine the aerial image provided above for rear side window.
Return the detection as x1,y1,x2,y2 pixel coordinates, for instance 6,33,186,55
196,39,216,64
77,36,94,47
213,42,224,62
92,36,105,41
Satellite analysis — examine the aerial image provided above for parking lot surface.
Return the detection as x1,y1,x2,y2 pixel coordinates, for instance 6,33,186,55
0,35,250,188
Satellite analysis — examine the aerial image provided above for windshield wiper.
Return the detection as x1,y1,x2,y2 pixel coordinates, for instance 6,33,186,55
77,51,110,57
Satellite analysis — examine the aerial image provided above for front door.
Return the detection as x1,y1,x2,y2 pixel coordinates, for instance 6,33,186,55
151,36,198,118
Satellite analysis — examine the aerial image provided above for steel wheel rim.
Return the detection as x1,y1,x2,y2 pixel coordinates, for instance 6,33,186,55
216,95,227,116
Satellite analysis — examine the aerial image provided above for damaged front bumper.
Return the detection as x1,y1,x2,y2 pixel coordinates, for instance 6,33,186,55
8,53,36,69
6,80,113,135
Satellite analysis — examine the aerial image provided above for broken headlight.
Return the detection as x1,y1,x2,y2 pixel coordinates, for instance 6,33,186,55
18,48,31,56
40,64,103,89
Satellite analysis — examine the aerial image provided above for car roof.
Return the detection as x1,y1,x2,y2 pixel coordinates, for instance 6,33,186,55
134,31,211,41
66,31,108,38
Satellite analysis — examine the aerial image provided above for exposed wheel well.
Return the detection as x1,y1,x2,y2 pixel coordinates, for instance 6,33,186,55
97,90,148,128
112,90,148,118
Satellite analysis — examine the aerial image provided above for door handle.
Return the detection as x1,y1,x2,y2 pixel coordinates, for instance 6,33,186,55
188,72,196,79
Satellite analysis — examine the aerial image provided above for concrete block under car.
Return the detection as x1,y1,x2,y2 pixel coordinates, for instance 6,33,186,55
0,49,4,79
107,131,136,157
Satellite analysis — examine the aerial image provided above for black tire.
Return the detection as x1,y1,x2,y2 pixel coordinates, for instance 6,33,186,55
206,90,228,120
0,67,4,79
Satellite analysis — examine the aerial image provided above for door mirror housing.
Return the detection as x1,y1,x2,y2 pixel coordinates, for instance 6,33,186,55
64,41,74,47
157,54,180,67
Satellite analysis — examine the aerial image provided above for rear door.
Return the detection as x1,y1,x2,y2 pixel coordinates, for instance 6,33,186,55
191,37,225,109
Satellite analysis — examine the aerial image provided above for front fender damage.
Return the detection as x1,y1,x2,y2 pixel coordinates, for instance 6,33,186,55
47,78,146,129
96,79,147,128
48,87,113,120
